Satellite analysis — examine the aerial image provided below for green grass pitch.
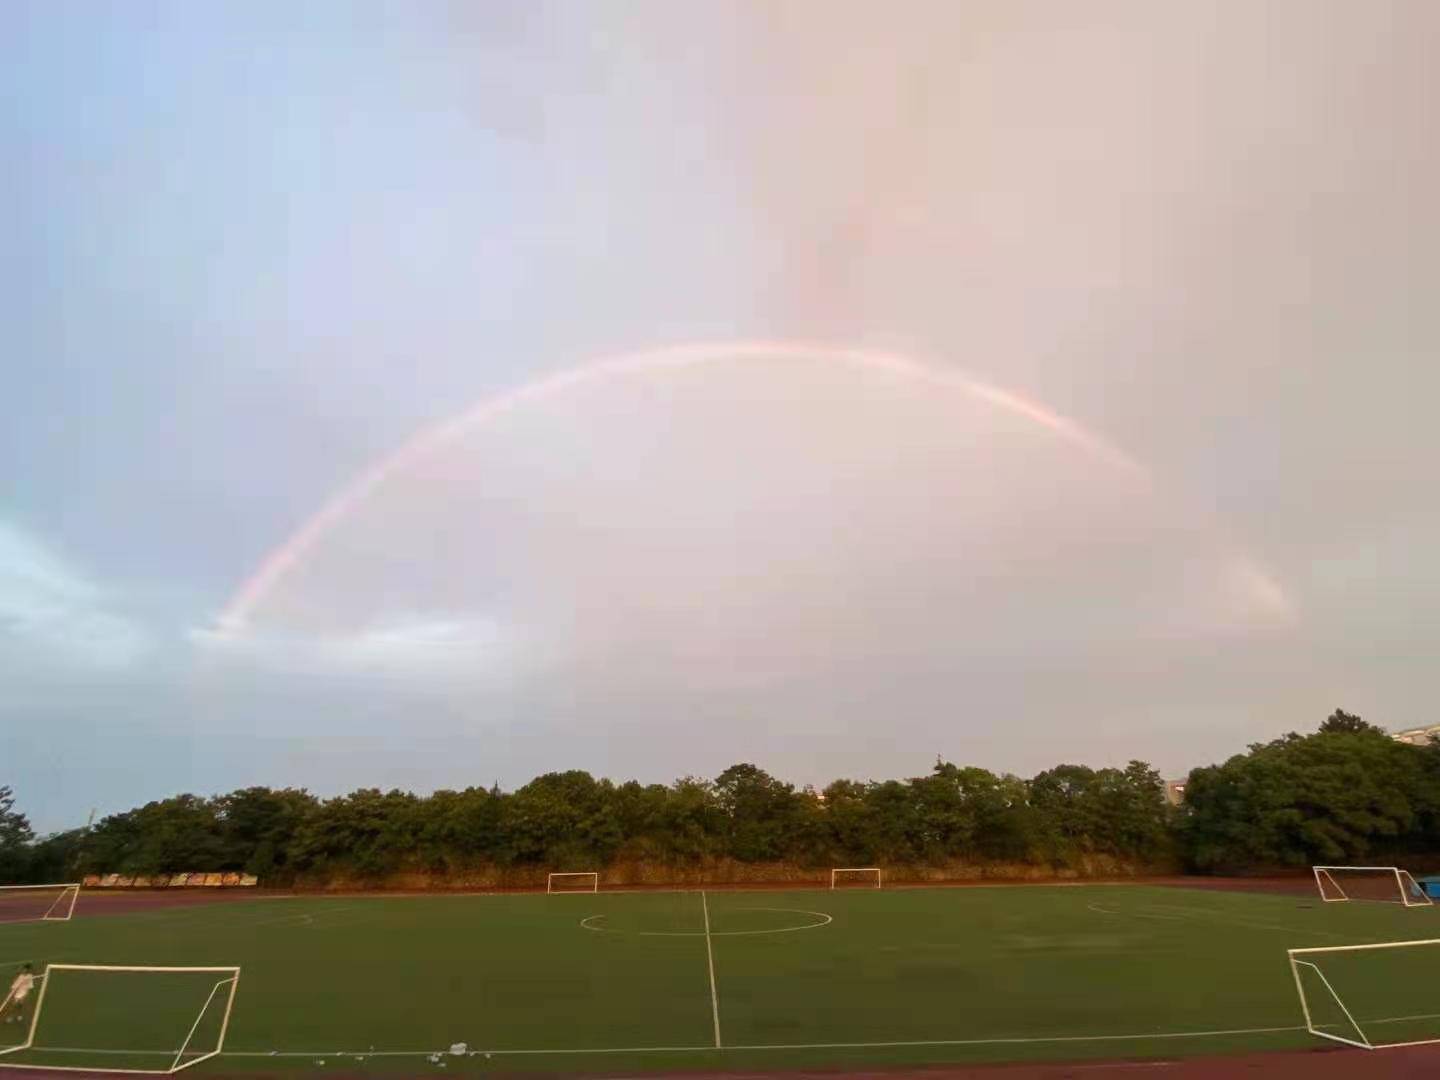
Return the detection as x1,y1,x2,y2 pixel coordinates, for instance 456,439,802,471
3,884,1439,1074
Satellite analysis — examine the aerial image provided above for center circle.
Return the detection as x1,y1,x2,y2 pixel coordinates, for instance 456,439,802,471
581,906,832,937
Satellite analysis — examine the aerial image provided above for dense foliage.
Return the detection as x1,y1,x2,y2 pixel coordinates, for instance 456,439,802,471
4,711,1434,884
0,786,34,882
1,761,1168,884
1180,711,1440,871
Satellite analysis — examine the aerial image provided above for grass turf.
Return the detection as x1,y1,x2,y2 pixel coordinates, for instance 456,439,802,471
2,883,1439,1074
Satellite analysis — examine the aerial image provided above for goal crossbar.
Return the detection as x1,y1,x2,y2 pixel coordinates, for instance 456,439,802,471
0,963,241,1074
1313,866,1432,906
1291,938,1440,957
547,872,599,894
0,883,80,924
830,867,882,889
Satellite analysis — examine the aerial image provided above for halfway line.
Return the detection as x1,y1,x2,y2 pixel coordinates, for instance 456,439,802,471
701,891,721,1048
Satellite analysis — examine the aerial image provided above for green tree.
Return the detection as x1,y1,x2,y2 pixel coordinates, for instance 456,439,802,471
651,778,723,862
217,787,318,878
914,763,1046,862
1029,764,1102,859
1319,708,1384,736
501,772,623,867
27,829,84,884
80,795,227,875
1181,724,1439,870
859,780,924,863
1091,762,1170,858
128,795,227,874
415,787,504,871
0,786,35,882
714,764,804,862
819,779,878,862
292,789,423,878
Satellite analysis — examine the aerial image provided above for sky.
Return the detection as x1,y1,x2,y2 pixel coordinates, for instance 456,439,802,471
3,1,1437,833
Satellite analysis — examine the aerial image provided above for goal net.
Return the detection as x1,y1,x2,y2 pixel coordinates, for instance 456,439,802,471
830,867,882,889
547,872,599,894
1313,866,1432,906
1290,940,1440,1049
0,964,240,1074
0,884,79,925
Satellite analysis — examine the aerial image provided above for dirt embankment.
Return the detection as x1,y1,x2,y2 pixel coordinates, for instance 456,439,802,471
272,855,1177,893
71,871,1317,908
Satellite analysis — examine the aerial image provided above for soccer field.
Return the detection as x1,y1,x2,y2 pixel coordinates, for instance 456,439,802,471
2,883,1438,1074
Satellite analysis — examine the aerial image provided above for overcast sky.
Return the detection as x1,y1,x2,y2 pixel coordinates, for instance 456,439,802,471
4,1,1437,833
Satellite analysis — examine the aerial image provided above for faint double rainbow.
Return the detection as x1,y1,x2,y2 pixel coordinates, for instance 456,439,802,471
217,341,1291,631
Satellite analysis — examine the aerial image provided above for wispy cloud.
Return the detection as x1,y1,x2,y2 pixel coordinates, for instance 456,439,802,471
0,521,152,672
191,612,533,685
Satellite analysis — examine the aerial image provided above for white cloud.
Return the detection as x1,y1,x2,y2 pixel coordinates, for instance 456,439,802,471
0,521,152,671
191,612,531,684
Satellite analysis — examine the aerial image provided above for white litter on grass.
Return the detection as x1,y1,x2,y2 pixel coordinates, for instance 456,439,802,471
449,1042,468,1056
428,1053,442,1064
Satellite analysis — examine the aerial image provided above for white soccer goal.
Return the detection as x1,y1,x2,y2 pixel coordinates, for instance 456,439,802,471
547,872,599,894
1313,865,1433,907
0,964,240,1074
0,883,80,924
830,867,882,889
1290,939,1440,1049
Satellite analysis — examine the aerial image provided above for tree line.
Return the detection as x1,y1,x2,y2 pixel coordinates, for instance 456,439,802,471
3,710,1436,885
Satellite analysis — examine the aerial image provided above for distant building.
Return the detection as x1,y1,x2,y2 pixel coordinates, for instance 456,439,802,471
1392,725,1440,746
1164,779,1187,805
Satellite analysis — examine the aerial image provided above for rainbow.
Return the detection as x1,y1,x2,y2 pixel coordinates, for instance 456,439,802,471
219,341,1285,629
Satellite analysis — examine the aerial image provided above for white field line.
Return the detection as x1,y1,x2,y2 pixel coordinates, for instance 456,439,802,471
1356,1011,1440,1026
1159,913,1349,940
8,1019,1393,1059
28,1050,171,1057
208,1024,1301,1057
579,908,832,938
1090,900,1350,941
46,1016,1440,1060
75,900,371,941
247,905,375,930
1098,908,1187,922
701,891,721,1049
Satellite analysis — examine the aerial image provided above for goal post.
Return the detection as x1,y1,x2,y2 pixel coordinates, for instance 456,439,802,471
0,883,80,924
0,964,241,1074
830,867,882,889
1313,866,1432,906
1289,939,1440,1050
547,872,599,894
